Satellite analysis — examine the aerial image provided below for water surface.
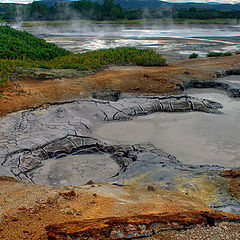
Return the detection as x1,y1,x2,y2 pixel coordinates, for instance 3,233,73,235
17,23,240,60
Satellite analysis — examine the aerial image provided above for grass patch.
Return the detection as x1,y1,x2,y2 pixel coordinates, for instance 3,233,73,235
0,25,70,60
207,51,233,57
47,48,166,71
172,18,240,25
189,53,198,59
0,26,166,87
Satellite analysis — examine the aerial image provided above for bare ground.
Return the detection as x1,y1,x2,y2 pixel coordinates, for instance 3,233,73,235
0,177,240,240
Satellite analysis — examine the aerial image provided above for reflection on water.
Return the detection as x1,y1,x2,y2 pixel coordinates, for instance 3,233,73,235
22,24,240,38
17,23,240,59
92,89,240,168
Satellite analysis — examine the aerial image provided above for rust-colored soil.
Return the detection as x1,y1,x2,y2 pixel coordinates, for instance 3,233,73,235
221,169,240,199
1,55,240,117
0,178,239,240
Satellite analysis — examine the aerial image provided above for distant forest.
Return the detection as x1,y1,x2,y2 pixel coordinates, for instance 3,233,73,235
1,0,240,21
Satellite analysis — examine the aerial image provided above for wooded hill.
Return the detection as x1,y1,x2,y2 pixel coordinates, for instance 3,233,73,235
1,0,240,21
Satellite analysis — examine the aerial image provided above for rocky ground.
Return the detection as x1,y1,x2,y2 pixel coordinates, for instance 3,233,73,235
1,55,240,239
0,176,240,240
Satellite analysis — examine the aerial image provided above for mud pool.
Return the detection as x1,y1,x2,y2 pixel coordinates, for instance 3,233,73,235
31,153,119,186
92,88,240,168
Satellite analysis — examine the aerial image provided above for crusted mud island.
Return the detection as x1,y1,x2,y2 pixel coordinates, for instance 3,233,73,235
1,55,240,239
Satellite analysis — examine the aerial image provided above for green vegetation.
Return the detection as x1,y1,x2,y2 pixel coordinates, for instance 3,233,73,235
2,0,240,22
177,8,240,20
47,48,166,71
207,51,233,57
0,26,165,86
19,18,240,28
3,0,124,21
0,25,70,60
189,53,198,59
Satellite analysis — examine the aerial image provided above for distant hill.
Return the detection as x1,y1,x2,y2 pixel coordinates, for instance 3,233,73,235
39,0,240,10
40,0,73,7
3,0,240,22
114,0,240,10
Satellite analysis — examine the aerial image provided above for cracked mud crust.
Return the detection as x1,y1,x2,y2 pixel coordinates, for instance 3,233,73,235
0,95,222,183
1,54,240,117
0,92,239,239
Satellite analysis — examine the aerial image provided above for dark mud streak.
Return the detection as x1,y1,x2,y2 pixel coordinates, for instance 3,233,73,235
95,102,109,121
108,102,131,119
184,79,240,97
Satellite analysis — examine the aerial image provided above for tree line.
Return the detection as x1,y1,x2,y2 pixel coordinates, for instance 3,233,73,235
2,0,240,21
2,0,124,21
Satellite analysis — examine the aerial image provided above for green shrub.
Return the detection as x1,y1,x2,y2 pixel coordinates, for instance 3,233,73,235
235,51,240,55
189,53,198,59
207,52,223,57
223,52,233,56
207,51,233,57
0,26,166,87
47,47,166,70
0,25,70,60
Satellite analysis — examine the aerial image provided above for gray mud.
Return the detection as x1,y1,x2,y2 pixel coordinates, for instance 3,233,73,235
31,153,119,186
0,95,222,181
92,89,240,168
